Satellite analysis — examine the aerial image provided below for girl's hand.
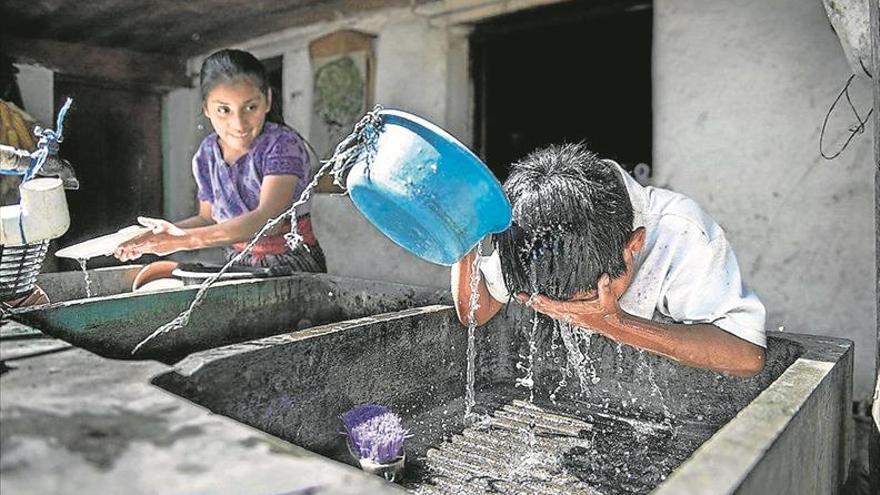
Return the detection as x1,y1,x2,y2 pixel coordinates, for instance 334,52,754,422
114,232,183,261
137,216,186,236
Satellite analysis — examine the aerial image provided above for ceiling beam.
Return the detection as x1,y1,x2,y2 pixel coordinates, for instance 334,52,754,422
2,36,191,90
182,0,412,57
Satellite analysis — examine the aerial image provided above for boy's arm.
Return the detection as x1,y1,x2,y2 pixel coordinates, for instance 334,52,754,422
451,248,504,326
520,274,765,377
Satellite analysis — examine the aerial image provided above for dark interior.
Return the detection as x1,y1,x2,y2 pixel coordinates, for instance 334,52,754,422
472,0,653,182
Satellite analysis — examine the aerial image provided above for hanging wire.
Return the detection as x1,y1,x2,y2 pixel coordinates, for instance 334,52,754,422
131,105,385,355
819,74,874,160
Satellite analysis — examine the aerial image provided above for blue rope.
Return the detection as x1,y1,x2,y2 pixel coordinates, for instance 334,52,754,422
15,97,74,244
24,97,73,182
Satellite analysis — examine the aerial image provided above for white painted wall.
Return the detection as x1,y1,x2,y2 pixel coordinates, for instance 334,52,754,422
654,0,876,398
313,16,458,287
162,86,202,222
13,63,53,125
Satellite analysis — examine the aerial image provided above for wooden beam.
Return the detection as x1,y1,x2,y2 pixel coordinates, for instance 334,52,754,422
1,36,190,90
182,0,410,57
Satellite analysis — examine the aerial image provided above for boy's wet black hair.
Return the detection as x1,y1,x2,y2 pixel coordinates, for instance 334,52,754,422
494,143,634,300
199,49,285,125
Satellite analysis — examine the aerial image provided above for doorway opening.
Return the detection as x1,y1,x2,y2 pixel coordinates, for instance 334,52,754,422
472,0,652,182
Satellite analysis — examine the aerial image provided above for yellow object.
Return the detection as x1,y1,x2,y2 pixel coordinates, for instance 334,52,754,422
4,127,18,149
0,104,12,147
0,100,37,151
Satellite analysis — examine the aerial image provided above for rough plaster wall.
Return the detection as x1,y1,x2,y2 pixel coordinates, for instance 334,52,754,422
444,27,474,147
313,16,452,288
375,17,449,125
311,195,449,287
282,47,312,141
162,86,202,222
654,0,876,398
13,64,53,125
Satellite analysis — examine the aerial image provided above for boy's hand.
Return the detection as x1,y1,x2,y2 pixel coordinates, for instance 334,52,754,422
515,274,620,331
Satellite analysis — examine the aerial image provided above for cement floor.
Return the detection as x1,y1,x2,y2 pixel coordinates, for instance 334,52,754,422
0,320,404,495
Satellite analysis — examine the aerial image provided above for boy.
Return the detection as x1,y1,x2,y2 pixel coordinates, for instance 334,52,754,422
453,143,765,377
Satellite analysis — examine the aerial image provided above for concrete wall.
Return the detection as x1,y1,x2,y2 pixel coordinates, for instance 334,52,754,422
654,0,876,398
162,86,202,222
314,16,461,287
13,63,53,125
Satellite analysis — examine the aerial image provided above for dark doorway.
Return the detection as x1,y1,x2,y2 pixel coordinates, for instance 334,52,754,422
53,78,164,270
472,0,652,181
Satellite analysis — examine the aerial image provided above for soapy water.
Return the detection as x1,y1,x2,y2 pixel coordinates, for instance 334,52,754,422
77,258,92,298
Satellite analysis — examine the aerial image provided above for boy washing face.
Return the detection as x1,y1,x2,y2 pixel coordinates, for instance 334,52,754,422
453,143,766,377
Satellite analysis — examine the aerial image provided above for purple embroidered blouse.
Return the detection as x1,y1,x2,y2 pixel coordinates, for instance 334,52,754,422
192,122,312,223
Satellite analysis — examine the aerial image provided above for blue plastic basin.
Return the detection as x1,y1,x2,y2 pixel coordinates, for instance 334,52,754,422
346,110,511,266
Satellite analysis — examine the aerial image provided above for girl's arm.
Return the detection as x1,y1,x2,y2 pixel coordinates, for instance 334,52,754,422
114,175,297,260
181,175,297,247
174,202,215,228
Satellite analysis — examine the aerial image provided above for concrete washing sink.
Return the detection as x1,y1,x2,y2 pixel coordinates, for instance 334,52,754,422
152,304,853,494
7,266,450,362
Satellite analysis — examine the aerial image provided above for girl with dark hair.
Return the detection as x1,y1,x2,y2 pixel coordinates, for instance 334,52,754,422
115,49,326,274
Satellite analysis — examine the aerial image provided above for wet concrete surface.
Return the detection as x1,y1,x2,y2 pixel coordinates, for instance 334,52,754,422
152,304,851,494
0,319,404,495
1,302,854,494
9,272,451,362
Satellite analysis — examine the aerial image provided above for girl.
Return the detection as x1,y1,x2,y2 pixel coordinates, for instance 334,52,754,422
115,49,326,274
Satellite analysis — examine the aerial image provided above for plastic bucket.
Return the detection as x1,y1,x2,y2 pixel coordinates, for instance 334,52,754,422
346,110,511,266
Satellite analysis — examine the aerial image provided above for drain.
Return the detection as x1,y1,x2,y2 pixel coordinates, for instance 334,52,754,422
413,400,598,495
410,399,692,495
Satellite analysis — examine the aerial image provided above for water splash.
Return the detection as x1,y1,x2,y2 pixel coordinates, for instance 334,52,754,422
515,310,539,404
464,242,484,417
641,350,675,428
558,322,600,393
77,258,92,298
505,432,563,482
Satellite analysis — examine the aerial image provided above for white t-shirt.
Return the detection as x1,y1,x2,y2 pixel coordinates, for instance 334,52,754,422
479,162,767,348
